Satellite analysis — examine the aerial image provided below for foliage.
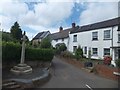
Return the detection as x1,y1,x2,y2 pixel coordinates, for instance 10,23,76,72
10,22,22,41
26,47,54,62
61,51,74,58
2,31,15,42
40,37,52,48
103,55,112,65
2,41,21,63
55,43,67,54
2,42,54,63
75,45,83,60
115,59,120,68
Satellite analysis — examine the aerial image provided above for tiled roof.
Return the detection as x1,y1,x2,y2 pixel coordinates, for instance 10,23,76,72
70,17,120,34
49,26,79,40
33,31,50,40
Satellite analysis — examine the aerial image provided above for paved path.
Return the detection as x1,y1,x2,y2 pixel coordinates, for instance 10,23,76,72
41,57,119,88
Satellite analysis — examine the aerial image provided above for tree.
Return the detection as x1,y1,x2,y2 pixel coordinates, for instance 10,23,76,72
75,45,83,60
40,37,52,48
55,43,67,54
1,31,15,42
10,22,22,41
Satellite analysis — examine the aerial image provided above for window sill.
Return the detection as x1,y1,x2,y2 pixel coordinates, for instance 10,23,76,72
103,38,112,40
73,41,77,42
92,39,98,41
92,55,98,57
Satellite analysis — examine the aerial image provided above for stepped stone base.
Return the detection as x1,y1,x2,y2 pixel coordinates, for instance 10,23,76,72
11,63,32,74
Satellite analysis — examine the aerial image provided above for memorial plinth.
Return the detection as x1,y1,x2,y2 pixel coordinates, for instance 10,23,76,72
11,31,32,74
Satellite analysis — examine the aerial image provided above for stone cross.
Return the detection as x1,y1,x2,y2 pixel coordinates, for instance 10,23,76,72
20,31,27,64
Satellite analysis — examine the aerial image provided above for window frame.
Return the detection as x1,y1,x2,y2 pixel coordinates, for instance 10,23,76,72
92,48,98,56
73,35,77,42
92,31,98,41
104,48,110,56
84,47,87,54
55,39,58,42
73,46,77,52
104,30,111,40
118,34,120,43
62,38,64,41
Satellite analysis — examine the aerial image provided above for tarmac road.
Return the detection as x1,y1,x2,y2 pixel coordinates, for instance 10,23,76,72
41,56,119,89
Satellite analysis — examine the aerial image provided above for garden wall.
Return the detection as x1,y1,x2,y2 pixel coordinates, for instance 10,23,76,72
95,64,120,80
58,56,120,81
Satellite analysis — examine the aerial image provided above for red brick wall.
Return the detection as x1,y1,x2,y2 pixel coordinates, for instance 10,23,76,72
95,64,120,80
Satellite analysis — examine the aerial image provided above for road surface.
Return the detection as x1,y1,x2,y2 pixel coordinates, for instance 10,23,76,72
41,57,119,88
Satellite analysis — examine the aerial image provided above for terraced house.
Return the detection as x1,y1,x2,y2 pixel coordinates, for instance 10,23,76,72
68,17,120,66
33,17,120,66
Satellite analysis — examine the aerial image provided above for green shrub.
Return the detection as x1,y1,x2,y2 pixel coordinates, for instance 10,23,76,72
55,43,67,54
40,37,52,48
75,45,83,60
115,59,120,68
2,42,54,63
25,47,54,62
61,51,74,58
2,41,21,63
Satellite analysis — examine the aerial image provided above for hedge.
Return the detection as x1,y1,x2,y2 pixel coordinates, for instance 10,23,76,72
25,48,54,62
2,42,54,63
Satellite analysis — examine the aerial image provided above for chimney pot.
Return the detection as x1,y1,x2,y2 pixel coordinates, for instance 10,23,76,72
59,26,63,32
72,23,76,28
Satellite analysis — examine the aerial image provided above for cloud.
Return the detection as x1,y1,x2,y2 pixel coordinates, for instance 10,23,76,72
79,2,118,25
20,2,74,27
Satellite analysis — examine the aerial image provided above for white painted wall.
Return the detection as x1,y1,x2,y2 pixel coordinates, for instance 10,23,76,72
51,38,69,48
68,26,119,61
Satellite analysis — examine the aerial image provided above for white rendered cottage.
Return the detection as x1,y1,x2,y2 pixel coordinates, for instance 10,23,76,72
68,17,120,66
49,23,79,48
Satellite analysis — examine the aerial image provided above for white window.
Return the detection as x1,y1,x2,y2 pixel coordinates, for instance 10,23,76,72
104,48,110,56
62,38,64,41
73,35,77,42
84,47,87,54
73,46,77,52
56,39,58,42
104,30,111,39
92,32,98,40
92,48,98,56
118,34,120,42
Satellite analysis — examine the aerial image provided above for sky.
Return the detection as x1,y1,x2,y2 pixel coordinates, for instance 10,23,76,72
0,0,119,40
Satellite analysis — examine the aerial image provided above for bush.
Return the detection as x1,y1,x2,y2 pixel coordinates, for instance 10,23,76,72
75,46,83,60
2,41,21,63
25,47,54,62
55,43,67,54
40,37,52,48
103,55,112,65
61,51,74,58
115,59,120,68
2,42,54,63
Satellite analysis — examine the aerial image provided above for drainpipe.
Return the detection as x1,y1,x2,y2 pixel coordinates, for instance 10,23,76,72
111,26,115,66
111,27,113,49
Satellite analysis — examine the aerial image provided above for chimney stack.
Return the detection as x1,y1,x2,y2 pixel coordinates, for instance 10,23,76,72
59,26,63,32
72,23,76,28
